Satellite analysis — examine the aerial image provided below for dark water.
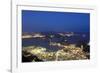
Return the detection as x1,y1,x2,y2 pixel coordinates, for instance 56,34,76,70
22,32,89,51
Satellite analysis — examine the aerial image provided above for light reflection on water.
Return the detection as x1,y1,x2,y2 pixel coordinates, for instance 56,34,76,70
22,33,89,51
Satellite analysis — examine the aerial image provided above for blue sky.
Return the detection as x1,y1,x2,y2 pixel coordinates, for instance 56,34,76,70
22,10,90,33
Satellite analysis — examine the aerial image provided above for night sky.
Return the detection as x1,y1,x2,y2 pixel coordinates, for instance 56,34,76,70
22,10,90,33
